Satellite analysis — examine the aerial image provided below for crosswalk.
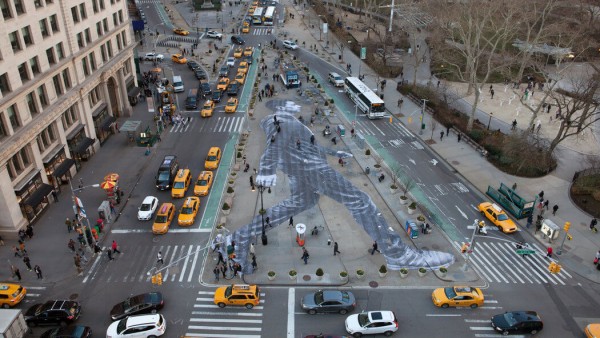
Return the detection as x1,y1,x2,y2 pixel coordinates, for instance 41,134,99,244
165,116,246,133
83,244,205,284
454,240,572,285
252,28,273,35
459,295,529,337
185,290,266,338
22,285,45,305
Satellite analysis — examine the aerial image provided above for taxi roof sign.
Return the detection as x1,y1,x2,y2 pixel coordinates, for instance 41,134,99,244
491,203,503,212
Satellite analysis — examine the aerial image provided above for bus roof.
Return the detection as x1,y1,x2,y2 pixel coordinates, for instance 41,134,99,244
264,6,275,17
345,77,383,104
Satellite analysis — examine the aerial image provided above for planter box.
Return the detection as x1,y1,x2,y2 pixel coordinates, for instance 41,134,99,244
356,272,365,280
399,271,408,279
399,197,409,205
267,273,276,281
339,274,348,282
222,209,231,215
316,275,323,281
389,187,398,195
378,271,387,278
418,270,427,277
407,208,416,215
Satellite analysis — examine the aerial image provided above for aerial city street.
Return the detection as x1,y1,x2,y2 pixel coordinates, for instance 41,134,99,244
0,0,599,337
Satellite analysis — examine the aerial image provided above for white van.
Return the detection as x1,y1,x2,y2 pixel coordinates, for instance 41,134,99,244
173,75,184,93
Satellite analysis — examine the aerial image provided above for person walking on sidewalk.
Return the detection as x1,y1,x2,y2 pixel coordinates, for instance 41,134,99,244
65,217,73,233
217,251,225,265
213,266,220,281
34,265,42,279
22,255,32,271
440,131,444,141
13,266,21,281
526,214,533,229
157,251,164,265
112,240,121,254
19,241,26,254
333,242,341,256
251,254,257,271
107,249,114,261
13,246,21,257
546,246,553,258
371,242,380,255
552,205,559,216
591,218,598,232
543,200,549,210
220,264,227,278
68,239,76,253
301,247,309,264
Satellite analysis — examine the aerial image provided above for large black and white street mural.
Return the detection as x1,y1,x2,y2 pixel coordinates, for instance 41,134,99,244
230,100,454,273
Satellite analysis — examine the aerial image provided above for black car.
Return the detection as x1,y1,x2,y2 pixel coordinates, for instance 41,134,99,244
110,292,164,321
41,325,92,338
231,35,245,45
491,311,543,335
187,60,200,71
201,82,212,97
227,82,239,96
219,66,229,78
301,290,356,315
212,90,223,103
195,69,207,80
25,300,81,327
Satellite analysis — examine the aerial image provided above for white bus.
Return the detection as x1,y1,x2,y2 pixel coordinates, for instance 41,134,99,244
252,7,264,25
263,6,276,26
344,77,386,119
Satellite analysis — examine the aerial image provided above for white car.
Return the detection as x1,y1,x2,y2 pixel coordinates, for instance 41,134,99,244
206,30,223,39
226,57,236,67
345,311,398,336
328,72,345,87
107,314,166,338
144,53,164,61
137,196,159,221
282,40,299,50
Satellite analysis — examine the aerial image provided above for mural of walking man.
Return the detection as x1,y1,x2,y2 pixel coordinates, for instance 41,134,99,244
229,100,454,273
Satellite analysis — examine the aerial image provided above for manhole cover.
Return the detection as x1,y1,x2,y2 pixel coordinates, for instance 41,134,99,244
69,293,79,300
303,274,311,281
369,281,379,288
364,183,368,187
452,160,460,165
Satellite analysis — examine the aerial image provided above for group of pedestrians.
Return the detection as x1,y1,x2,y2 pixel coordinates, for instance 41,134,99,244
9,224,43,281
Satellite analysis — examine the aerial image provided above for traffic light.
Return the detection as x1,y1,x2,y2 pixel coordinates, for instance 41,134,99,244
151,272,163,285
563,222,571,232
567,234,573,241
548,262,561,274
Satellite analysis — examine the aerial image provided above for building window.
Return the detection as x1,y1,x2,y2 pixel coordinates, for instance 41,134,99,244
22,26,33,47
18,63,29,82
61,104,78,128
0,115,7,139
34,0,43,8
111,0,115,4
46,47,56,65
121,31,127,46
118,10,123,24
112,12,117,26
52,75,63,96
0,73,11,95
62,69,71,89
56,42,65,60
89,53,97,71
7,104,20,128
82,57,89,76
77,32,84,48
123,60,131,75
27,92,38,115
102,18,108,32
9,31,21,52
107,40,113,58
14,0,24,15
100,44,107,62
100,0,105,10
92,0,99,13
50,14,59,32
116,34,122,50
79,3,87,19
38,124,57,151
96,22,102,36
88,86,100,106
30,57,40,76
37,85,48,108
40,19,50,38
1,0,13,19
84,28,91,44
71,6,79,23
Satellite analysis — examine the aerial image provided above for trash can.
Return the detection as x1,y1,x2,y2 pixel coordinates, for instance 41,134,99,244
365,166,370,175
337,124,346,137
405,220,419,239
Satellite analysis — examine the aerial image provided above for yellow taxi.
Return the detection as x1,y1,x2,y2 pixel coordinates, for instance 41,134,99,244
235,72,246,85
478,202,517,233
201,100,215,117
225,98,238,113
152,203,175,234
432,286,484,309
171,169,191,198
173,28,190,36
178,197,200,226
217,78,230,91
585,323,600,338
171,54,187,64
0,283,26,308
233,48,243,58
205,147,222,170
242,23,250,34
244,47,254,57
214,284,260,309
194,171,214,196
238,61,248,75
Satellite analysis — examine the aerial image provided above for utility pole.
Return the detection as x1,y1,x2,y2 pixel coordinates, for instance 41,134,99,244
419,99,428,135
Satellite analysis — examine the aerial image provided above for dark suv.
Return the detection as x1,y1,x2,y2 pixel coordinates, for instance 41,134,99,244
25,300,81,327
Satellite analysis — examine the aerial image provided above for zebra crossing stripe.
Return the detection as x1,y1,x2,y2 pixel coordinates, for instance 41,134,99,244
190,318,262,324
179,246,194,282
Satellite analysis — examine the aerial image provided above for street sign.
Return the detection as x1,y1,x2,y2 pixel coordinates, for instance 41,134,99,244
360,47,367,60
516,249,536,255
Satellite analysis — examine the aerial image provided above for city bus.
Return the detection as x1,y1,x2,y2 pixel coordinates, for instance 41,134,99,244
252,7,264,25
344,77,386,119
263,6,276,26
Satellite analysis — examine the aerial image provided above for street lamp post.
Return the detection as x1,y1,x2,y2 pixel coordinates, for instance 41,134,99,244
252,185,271,245
419,99,428,135
69,179,100,251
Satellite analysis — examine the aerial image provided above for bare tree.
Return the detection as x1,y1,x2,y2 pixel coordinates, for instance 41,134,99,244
429,117,438,141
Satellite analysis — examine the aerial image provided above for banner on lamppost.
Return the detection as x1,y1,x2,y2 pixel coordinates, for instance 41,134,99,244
323,23,328,34
73,196,87,218
360,47,367,60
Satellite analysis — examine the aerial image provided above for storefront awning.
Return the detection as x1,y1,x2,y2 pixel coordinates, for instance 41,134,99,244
101,116,117,131
72,137,95,155
52,158,75,177
22,184,53,207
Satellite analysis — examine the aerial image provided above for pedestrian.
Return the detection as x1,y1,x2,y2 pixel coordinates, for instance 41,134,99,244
266,216,271,227
301,247,309,264
371,241,380,255
333,242,341,255
446,125,451,136
546,246,553,258
350,129,355,138
250,242,255,256
68,239,76,253
13,246,21,257
511,119,517,130
157,251,164,264
107,249,113,261
595,250,600,265
250,175,254,189
220,264,227,278
526,214,533,229
538,190,545,200
490,89,495,99
65,217,73,233
93,243,102,254
552,204,559,216
213,266,220,281
512,183,517,191
19,241,26,254
440,131,444,141
74,254,82,268
217,251,225,265
23,255,32,271
25,225,33,238
289,216,294,227
13,266,21,281
457,133,461,142
112,240,121,254
310,134,315,145
34,265,42,279
591,218,598,232
18,230,26,242
52,190,58,202
543,200,549,210
296,138,301,150
251,254,257,271
421,222,427,234
110,200,117,215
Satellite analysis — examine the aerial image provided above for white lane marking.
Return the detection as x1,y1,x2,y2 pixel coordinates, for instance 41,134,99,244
185,334,260,338
179,245,194,282
190,318,262,323
456,206,468,219
188,245,201,283
426,314,462,317
287,287,295,338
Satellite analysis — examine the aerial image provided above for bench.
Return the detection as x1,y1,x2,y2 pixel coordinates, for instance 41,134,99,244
454,127,488,157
